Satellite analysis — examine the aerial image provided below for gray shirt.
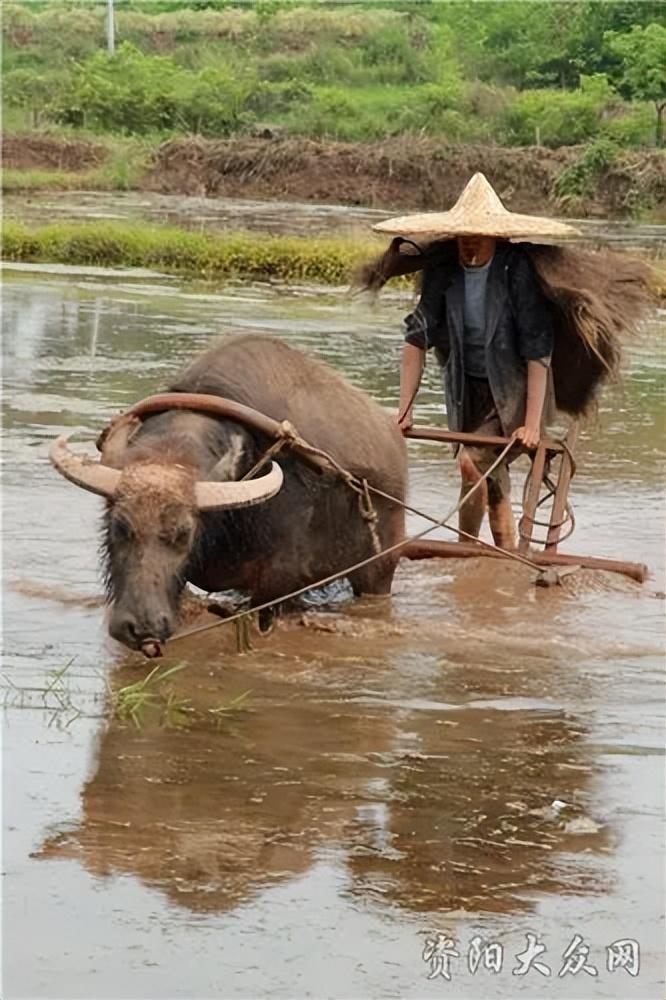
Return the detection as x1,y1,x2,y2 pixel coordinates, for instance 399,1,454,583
462,259,491,377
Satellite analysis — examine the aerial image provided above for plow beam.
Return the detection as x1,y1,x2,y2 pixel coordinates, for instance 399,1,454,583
401,539,647,584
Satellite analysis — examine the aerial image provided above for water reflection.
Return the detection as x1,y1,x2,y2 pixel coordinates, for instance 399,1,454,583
40,614,608,921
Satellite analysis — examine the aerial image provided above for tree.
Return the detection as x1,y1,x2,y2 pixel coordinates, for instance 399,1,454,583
566,2,665,79
606,23,666,146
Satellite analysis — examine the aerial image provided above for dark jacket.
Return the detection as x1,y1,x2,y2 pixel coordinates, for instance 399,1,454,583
404,243,555,435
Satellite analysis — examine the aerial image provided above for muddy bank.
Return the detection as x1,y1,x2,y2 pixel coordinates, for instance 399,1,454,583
4,132,665,217
2,132,107,172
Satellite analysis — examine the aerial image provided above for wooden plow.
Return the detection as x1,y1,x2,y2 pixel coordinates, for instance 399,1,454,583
401,425,647,584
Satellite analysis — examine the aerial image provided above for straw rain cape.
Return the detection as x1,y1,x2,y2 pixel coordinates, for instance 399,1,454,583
360,174,655,417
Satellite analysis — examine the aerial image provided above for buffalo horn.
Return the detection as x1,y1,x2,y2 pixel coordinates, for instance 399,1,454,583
195,461,284,511
50,435,121,498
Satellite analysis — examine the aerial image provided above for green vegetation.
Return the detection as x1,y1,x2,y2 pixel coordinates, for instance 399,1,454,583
2,218,382,283
3,1,664,148
606,24,666,146
553,138,620,204
3,168,88,191
4,217,664,296
111,660,253,728
1,657,84,727
114,661,190,727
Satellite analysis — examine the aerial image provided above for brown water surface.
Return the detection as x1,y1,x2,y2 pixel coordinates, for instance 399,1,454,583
2,221,665,998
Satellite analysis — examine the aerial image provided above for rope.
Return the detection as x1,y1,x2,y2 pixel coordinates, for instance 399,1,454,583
168,440,517,646
365,482,543,572
519,440,577,545
357,478,382,555
240,435,290,481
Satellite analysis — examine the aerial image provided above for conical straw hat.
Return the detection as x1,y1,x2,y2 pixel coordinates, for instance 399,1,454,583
372,172,580,241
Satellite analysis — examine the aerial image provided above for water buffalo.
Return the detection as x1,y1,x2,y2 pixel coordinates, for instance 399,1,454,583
51,335,407,651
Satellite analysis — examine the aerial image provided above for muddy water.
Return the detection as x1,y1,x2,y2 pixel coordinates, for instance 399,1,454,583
2,258,665,999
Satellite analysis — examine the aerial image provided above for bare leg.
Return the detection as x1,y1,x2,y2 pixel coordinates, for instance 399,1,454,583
458,449,488,539
488,483,516,550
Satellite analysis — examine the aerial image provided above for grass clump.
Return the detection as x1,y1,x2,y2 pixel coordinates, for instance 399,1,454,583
113,661,190,727
2,168,86,192
111,660,253,729
1,218,383,285
553,137,620,204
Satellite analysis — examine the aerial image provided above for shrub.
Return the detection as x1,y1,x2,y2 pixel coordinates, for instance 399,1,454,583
553,138,619,200
48,43,260,136
500,76,616,146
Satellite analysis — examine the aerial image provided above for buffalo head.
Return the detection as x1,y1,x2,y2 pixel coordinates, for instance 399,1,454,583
50,434,283,653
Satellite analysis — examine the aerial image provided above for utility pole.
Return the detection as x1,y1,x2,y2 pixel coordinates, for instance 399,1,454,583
107,0,115,55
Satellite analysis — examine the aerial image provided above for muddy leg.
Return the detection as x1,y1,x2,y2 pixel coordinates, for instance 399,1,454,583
348,559,397,597
487,474,516,550
458,449,488,539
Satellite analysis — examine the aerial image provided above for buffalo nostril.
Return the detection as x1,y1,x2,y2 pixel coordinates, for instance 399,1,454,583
156,615,171,640
110,615,141,649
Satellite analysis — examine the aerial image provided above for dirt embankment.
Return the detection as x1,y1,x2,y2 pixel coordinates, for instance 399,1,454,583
3,133,665,217
148,136,576,211
145,136,666,218
2,133,107,172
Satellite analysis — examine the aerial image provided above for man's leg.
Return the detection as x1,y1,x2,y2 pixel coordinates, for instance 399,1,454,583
487,466,516,550
458,447,488,539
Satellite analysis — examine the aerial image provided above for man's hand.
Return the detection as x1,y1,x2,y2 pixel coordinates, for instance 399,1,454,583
397,409,414,434
513,424,541,450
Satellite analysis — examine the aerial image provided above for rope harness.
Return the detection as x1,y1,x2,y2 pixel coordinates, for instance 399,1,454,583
239,420,383,555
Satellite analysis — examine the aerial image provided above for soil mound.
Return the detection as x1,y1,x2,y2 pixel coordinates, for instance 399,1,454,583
146,135,577,211
3,134,107,172
145,136,665,216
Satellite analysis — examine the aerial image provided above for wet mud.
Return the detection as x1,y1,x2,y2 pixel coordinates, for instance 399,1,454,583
2,227,665,997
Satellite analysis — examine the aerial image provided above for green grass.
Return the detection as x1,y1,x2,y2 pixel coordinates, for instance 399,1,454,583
2,168,87,191
113,661,189,727
111,661,253,729
1,218,385,284
3,3,660,148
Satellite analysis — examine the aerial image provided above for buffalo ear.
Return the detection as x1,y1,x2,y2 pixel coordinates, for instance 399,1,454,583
208,433,247,482
99,415,141,469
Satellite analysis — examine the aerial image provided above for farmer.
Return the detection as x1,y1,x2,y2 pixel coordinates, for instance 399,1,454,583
361,173,582,551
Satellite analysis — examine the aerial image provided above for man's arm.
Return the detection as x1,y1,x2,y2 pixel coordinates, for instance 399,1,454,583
399,263,448,431
509,252,555,449
398,343,425,431
514,358,549,449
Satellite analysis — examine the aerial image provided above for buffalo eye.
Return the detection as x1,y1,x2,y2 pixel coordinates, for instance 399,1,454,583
172,525,192,550
111,517,133,544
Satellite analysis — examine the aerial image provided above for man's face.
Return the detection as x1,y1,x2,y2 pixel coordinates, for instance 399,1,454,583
457,235,497,267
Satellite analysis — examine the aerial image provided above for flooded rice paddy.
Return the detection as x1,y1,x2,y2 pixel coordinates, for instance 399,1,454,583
2,196,665,999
